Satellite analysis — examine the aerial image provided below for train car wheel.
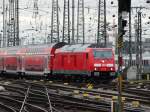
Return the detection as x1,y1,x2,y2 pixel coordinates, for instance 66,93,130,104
0,71,5,77
20,72,25,79
16,72,20,79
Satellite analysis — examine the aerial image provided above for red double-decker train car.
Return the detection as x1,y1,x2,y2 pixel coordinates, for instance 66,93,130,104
0,43,116,81
0,43,65,76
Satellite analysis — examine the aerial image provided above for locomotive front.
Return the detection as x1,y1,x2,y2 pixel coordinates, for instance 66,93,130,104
91,48,116,78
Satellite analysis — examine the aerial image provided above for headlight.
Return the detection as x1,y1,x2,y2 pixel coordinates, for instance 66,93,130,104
107,64,114,67
94,64,101,67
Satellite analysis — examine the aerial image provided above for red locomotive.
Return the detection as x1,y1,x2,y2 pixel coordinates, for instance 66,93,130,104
0,43,116,81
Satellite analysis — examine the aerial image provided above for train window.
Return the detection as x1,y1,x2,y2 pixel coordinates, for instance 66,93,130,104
143,60,145,65
93,50,112,58
7,49,18,55
146,60,148,65
144,60,149,66
26,47,46,55
148,60,150,65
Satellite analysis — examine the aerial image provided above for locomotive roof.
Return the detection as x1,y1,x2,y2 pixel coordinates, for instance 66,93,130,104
57,44,112,52
58,44,91,52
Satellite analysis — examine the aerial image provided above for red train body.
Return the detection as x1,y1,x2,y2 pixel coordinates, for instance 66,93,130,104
0,43,116,80
53,44,115,77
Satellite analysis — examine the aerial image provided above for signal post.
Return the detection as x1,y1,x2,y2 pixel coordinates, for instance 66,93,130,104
117,0,131,112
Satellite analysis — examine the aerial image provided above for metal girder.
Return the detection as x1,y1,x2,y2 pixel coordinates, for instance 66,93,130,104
50,0,59,43
135,12,142,80
97,0,107,47
62,0,70,44
7,0,19,47
77,0,84,44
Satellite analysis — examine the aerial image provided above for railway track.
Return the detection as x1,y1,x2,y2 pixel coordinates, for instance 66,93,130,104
46,82,150,105
0,79,111,112
0,102,17,112
0,78,149,112
0,82,51,112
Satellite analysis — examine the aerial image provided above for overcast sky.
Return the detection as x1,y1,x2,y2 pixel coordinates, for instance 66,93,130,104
0,0,150,44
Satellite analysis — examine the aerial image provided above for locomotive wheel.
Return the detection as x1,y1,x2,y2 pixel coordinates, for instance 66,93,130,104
0,71,4,77
20,72,25,79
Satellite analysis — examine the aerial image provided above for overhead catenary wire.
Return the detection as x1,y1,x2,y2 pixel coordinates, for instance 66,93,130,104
1,0,150,46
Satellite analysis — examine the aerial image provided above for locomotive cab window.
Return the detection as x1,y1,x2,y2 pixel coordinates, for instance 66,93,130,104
93,50,112,58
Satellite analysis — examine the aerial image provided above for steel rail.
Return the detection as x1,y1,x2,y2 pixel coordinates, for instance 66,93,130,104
0,95,48,112
0,84,110,111
45,86,53,112
19,86,30,112
1,79,149,111
0,102,17,112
